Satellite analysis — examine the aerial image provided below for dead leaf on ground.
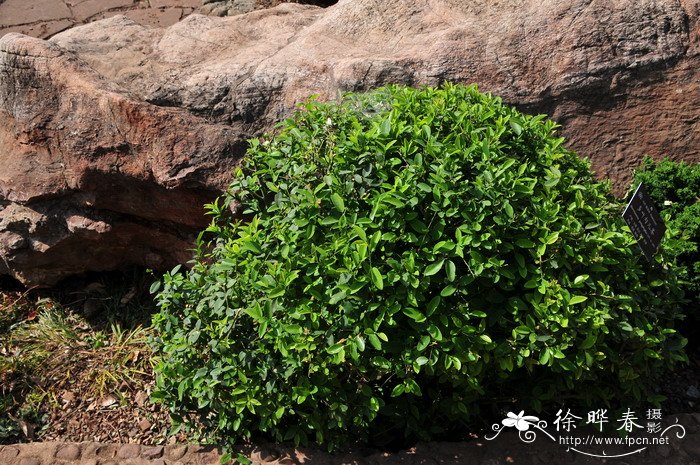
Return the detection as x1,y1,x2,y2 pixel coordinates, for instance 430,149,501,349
139,418,152,432
99,394,118,408
134,390,148,407
61,391,76,406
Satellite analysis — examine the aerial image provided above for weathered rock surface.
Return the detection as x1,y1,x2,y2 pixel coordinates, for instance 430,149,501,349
200,0,336,17
0,31,243,285
1,0,699,286
0,0,200,39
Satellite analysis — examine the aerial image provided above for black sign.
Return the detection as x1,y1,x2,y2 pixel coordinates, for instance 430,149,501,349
622,182,666,261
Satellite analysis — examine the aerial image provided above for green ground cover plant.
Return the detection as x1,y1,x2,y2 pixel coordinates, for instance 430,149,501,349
151,83,687,451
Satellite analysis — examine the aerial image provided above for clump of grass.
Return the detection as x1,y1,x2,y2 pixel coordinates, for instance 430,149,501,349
0,275,157,443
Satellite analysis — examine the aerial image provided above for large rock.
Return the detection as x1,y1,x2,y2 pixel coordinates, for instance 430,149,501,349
0,32,243,285
0,0,698,286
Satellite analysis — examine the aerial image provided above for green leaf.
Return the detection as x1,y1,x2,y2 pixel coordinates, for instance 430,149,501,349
390,384,405,397
370,231,382,249
327,343,344,354
188,330,200,344
352,225,367,242
569,295,588,305
268,287,285,299
516,238,535,248
427,324,443,341
558,359,576,371
149,281,161,294
424,260,445,276
402,307,426,323
380,117,391,136
242,240,263,254
416,335,431,351
579,333,597,349
504,202,514,219
426,295,441,316
509,119,523,135
545,232,559,244
319,216,339,225
329,290,346,304
445,260,456,282
370,267,384,290
368,333,382,350
440,285,457,297
330,193,345,212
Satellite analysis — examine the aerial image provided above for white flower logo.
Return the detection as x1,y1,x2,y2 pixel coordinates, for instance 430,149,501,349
502,411,540,431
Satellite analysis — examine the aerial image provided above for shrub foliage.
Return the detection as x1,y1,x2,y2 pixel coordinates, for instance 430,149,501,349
633,158,699,333
151,84,686,449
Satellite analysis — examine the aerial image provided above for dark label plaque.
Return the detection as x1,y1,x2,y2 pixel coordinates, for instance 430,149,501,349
622,182,666,261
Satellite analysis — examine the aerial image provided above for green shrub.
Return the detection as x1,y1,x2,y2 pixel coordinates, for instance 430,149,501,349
151,84,686,450
633,158,700,330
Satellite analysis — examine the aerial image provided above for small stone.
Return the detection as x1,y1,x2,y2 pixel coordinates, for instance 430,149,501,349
152,460,166,465
168,446,188,460
117,444,141,459
19,458,41,465
138,418,152,432
79,459,98,465
0,447,20,461
686,385,700,399
56,444,81,460
142,446,164,459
